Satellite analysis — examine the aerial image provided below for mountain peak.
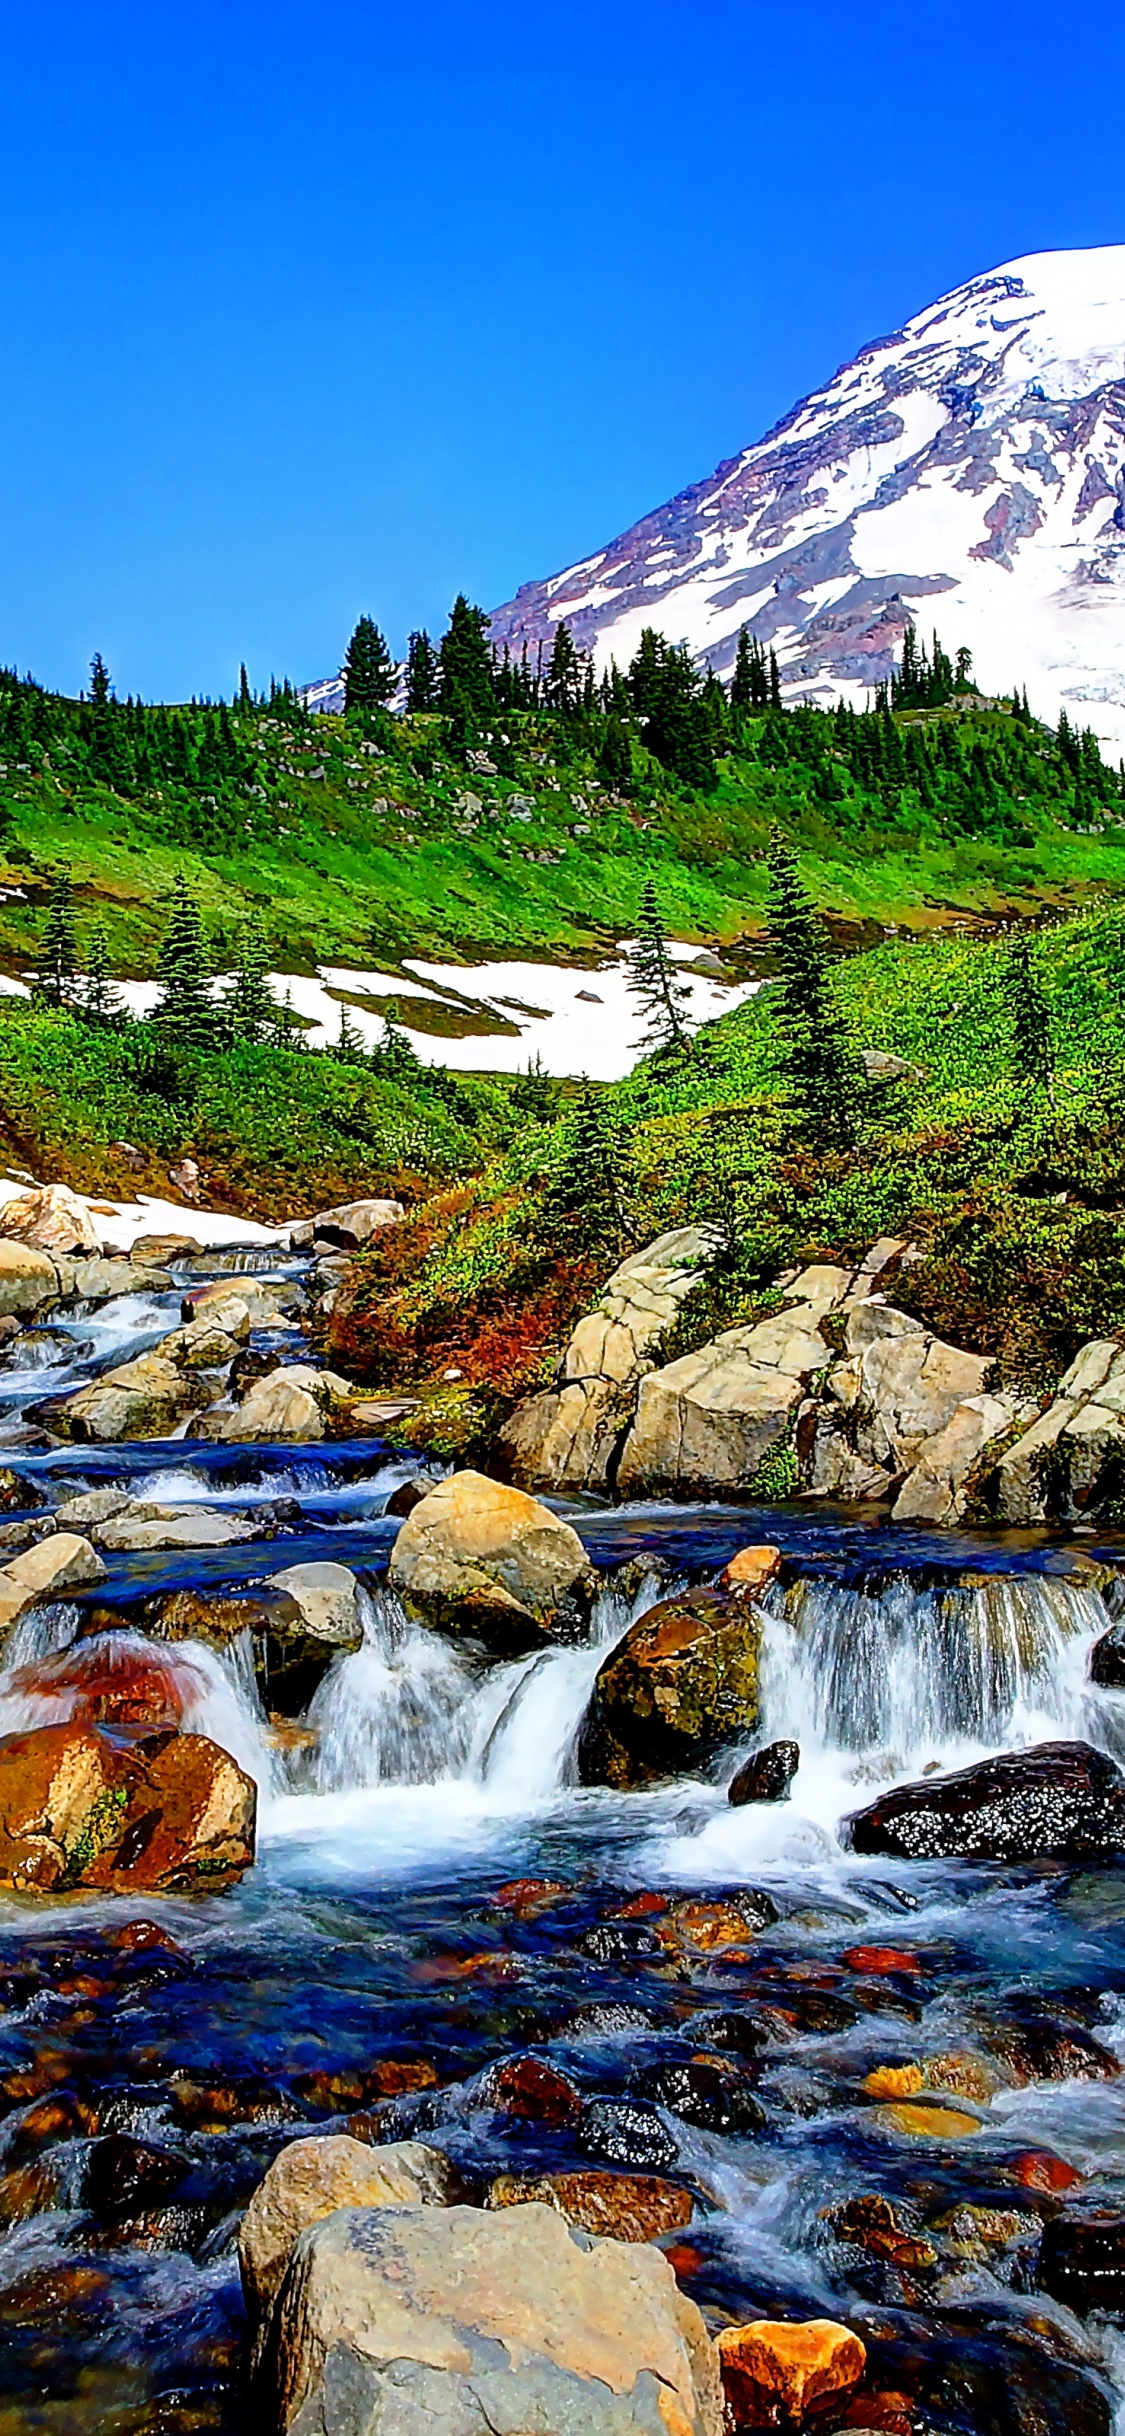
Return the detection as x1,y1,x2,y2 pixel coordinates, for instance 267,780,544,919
488,244,1125,743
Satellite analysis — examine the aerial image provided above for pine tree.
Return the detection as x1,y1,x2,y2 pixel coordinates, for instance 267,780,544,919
1005,932,1054,1100
80,922,124,1025
545,621,582,715
769,649,782,710
153,876,217,1049
625,877,692,1056
88,654,111,708
438,595,495,728
511,1052,556,1122
597,713,632,792
343,617,396,715
38,866,79,1006
730,626,755,712
375,1001,422,1082
765,829,861,1146
545,1078,623,1253
404,629,439,713
226,912,276,1042
333,999,366,1064
238,662,253,711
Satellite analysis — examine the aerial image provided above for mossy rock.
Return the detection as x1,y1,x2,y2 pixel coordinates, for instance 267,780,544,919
577,1589,762,1788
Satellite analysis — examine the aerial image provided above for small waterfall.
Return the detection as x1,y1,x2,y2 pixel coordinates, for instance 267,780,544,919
0,1609,278,1797
474,1566,670,1801
307,1588,481,1791
761,1571,1108,1778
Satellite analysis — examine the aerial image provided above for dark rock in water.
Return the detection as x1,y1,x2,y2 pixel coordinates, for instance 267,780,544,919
578,2097,679,2173
1089,1624,1125,1687
0,1469,41,1512
169,2074,304,2133
82,2134,191,2219
477,2054,582,2126
989,2017,1121,2086
486,2168,692,2243
578,1922,659,1967
577,1590,761,1789
842,1740,1125,1863
632,2052,766,2135
559,2004,656,2040
1038,2209,1125,2315
693,2008,788,2058
728,1739,800,1806
384,1478,427,1519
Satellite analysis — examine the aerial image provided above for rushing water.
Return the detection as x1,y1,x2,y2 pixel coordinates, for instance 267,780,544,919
0,1247,1122,2432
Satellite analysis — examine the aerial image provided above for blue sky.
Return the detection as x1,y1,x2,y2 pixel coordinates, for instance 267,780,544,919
3,0,1124,702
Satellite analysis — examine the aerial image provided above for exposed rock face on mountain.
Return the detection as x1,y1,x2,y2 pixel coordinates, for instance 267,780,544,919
488,245,1125,745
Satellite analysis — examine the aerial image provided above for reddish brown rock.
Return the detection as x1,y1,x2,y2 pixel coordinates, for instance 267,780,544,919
291,2058,438,2113
487,2168,693,2243
5,1640,190,1732
0,1721,255,1894
491,1875,571,1917
718,1545,782,1598
717,2317,866,2428
479,2053,582,2125
578,1590,762,1788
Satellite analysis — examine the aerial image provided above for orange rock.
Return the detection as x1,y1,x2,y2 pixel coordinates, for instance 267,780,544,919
480,2054,582,2125
718,2317,866,2427
1014,2150,1083,2192
719,1545,783,1598
612,1890,669,1918
923,2052,997,2104
0,1721,255,1894
875,2100,981,2140
842,1946,924,1976
103,1919,184,1956
663,2241,706,2281
862,2064,924,2100
7,1638,190,1731
487,2169,692,2243
656,1897,768,1955
491,1876,571,1916
292,2058,438,2112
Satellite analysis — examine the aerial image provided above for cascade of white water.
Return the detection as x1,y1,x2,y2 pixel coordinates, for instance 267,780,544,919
0,1608,279,1797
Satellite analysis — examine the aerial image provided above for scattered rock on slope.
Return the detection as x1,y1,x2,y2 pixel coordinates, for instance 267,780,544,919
388,1469,596,1655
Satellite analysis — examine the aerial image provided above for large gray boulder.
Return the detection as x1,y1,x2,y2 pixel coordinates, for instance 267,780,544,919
501,1226,721,1494
0,1184,101,1256
388,1469,595,1654
614,1266,849,1499
0,1239,59,1319
240,2135,459,2325
825,1302,992,1475
52,1354,217,1442
262,2201,722,2436
891,1390,1025,1524
980,1340,1125,1524
221,1365,353,1442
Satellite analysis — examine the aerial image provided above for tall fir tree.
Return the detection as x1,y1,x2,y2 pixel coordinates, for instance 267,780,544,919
80,922,124,1025
438,595,495,736
38,867,79,1006
153,876,217,1050
765,828,861,1146
226,912,276,1042
625,877,692,1055
334,998,366,1064
1005,931,1054,1101
343,617,396,714
404,629,439,713
546,1078,624,1253
730,626,755,711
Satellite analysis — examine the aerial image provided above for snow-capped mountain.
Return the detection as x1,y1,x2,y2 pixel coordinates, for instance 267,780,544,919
488,245,1125,744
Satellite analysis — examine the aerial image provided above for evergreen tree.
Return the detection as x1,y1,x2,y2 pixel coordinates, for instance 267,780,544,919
597,713,632,791
545,1078,623,1253
80,922,124,1025
343,616,396,715
511,1052,556,1122
333,998,366,1064
88,653,111,708
38,866,79,1006
374,1001,422,1082
769,649,782,710
153,876,217,1050
730,626,755,712
1005,931,1055,1100
545,622,583,715
625,877,692,1056
238,662,253,711
765,829,861,1146
404,629,439,713
438,595,495,732
226,912,276,1042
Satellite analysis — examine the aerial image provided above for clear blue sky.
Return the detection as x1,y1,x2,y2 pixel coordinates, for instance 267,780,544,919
3,0,1123,703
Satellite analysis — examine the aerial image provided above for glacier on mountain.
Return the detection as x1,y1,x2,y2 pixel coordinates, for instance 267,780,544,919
488,245,1125,745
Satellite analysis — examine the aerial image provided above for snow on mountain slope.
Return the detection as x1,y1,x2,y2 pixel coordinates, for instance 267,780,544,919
488,245,1125,744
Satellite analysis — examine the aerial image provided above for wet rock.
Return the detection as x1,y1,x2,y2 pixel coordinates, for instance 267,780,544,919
717,2318,866,2429
388,1468,596,1656
170,2073,304,2133
577,1591,761,1788
292,2059,439,2112
615,1278,842,1500
0,1239,59,1319
1013,2150,1084,2192
655,1892,780,1954
53,1487,131,1529
561,2004,657,2040
239,2133,459,2321
490,1874,571,1917
0,1469,41,1514
842,1740,1125,1863
1089,1623,1125,1687
93,1506,255,1553
71,1258,173,1304
1038,2209,1125,2314
152,1585,299,1650
477,2053,582,2124
0,1722,255,1893
486,2169,693,2243
871,2099,982,2139
718,1544,783,1597
0,1530,106,1631
633,2053,766,2134
266,1560,362,1647
52,1353,216,1441
221,1363,347,1442
728,1739,800,1806
693,2008,788,2059
500,1225,722,1494
81,2133,191,2218
263,2199,722,2436
578,2096,680,2171
0,1184,101,1257
6,1637,189,1730
830,2192,938,2272
987,2017,1121,2085
384,1476,427,1519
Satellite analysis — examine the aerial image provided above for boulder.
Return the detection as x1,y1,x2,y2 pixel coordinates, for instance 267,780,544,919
892,1391,1022,1525
842,1741,1125,1863
1037,2209,1125,2316
186,1277,301,1328
53,1488,132,1529
486,2171,692,2244
0,1184,101,1257
220,1365,352,1442
51,1354,216,1442
826,1303,992,1475
1090,1624,1125,1688
70,1259,173,1304
981,1340,1125,1524
0,1721,255,1892
716,2319,865,2429
303,1196,405,1250
0,1531,106,1629
500,1226,721,1494
262,2201,722,2436
176,1289,252,1342
0,1240,59,1320
157,1320,245,1372
614,1266,852,1499
388,1469,595,1655
129,1233,202,1265
94,1507,255,1553
728,1739,800,1806
578,1590,761,1787
266,1562,362,1648
239,2134,459,2322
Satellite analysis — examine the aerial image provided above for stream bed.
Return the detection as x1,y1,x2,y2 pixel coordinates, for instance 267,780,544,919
0,1246,1122,2432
